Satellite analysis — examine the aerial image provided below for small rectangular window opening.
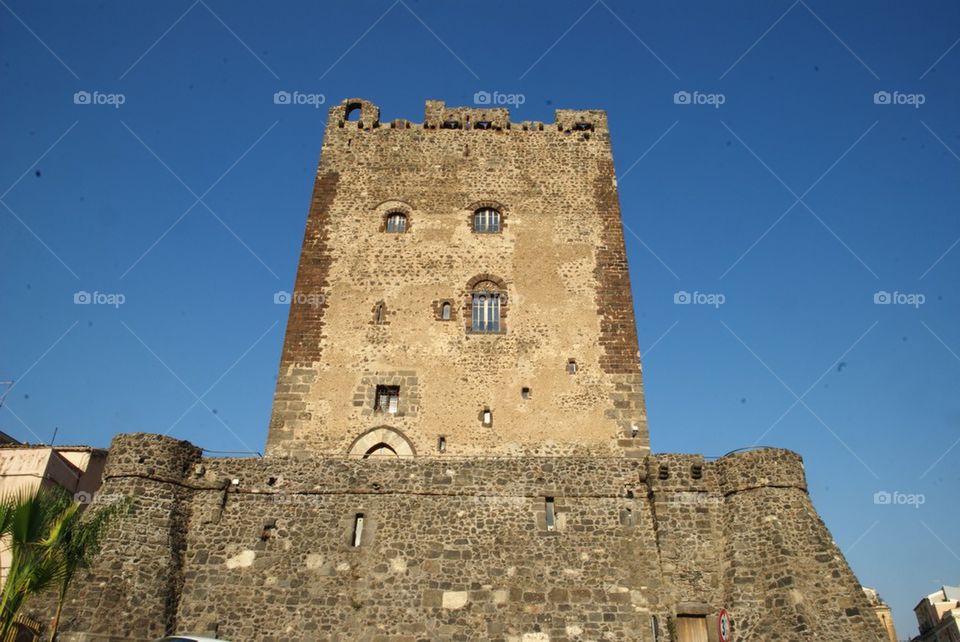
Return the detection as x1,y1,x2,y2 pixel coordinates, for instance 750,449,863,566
437,436,446,453
482,409,492,426
352,513,364,547
567,359,578,374
545,497,556,531
375,385,400,414
521,387,531,399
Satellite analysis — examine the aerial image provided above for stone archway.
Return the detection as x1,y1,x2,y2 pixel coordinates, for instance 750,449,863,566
348,427,416,458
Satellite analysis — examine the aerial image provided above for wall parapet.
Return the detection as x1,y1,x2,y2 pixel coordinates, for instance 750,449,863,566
715,447,807,496
325,97,609,133
104,432,201,481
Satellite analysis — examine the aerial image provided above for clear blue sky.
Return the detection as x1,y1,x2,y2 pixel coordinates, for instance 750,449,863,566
1,0,957,634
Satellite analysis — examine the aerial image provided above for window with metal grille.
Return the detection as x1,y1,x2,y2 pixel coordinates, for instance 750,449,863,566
473,208,500,233
374,385,400,414
471,292,501,332
385,213,407,233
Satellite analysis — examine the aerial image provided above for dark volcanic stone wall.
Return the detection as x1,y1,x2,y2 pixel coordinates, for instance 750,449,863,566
46,434,886,642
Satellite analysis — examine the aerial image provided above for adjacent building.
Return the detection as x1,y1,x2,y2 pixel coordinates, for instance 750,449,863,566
0,438,107,587
912,586,960,642
863,586,898,642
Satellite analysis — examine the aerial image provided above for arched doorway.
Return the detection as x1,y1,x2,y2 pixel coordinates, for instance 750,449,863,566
348,427,415,458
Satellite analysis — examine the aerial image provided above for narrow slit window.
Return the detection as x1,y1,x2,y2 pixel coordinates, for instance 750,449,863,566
437,436,446,453
482,408,492,426
352,513,364,547
441,302,451,320
545,497,555,531
374,303,385,324
375,385,400,414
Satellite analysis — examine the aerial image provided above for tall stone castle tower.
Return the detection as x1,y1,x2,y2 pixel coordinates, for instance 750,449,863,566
47,100,890,642
267,98,648,459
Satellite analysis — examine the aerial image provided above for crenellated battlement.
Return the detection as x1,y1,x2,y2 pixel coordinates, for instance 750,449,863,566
325,97,608,134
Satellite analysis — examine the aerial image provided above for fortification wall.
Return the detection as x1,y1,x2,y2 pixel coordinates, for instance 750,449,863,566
715,450,888,641
267,98,647,458
45,435,886,642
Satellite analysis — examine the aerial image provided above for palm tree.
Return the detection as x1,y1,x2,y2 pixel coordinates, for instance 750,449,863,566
0,487,127,641
0,488,71,639
45,494,127,642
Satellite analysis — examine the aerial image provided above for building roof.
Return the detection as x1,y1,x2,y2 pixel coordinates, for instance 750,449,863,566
0,442,107,454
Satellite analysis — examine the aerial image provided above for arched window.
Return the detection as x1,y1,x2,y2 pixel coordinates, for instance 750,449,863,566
348,427,416,457
345,102,362,121
473,207,500,233
441,302,451,320
472,291,501,332
385,212,407,233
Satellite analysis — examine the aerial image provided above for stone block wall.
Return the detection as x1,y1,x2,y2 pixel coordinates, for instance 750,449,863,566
267,98,647,458
45,435,886,642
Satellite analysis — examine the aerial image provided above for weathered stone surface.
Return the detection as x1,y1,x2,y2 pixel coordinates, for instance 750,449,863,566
266,98,648,458
38,100,885,642
40,434,886,642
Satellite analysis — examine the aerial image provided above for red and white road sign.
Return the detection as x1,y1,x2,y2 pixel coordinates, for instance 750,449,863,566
718,608,732,642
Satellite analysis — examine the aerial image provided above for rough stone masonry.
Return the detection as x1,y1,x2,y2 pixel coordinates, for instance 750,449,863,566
45,99,887,642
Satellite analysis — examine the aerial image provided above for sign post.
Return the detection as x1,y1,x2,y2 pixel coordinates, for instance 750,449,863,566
718,608,732,642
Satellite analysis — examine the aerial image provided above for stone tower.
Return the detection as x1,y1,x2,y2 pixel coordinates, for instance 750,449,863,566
45,100,890,642
267,98,648,458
